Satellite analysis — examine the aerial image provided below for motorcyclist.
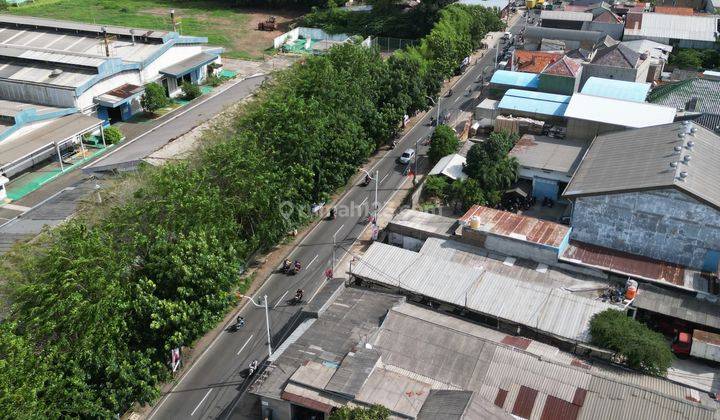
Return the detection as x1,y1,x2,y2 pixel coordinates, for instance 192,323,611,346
248,359,259,375
295,289,304,301
236,316,245,327
294,260,302,273
282,259,292,272
448,88,453,96
330,207,336,219
364,174,371,185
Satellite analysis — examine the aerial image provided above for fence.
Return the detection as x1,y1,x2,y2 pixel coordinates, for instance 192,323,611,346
371,37,420,53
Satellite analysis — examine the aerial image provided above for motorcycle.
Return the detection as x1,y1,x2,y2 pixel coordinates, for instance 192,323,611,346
361,176,371,187
328,208,336,220
231,317,245,332
288,261,301,275
290,292,303,305
248,360,259,377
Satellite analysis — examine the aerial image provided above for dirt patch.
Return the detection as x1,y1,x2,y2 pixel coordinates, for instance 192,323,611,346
142,7,303,58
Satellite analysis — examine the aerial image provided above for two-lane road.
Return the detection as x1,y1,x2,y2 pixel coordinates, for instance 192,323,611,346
148,18,524,420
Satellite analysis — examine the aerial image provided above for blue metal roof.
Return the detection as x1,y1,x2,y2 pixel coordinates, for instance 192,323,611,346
490,70,540,89
498,89,571,117
581,77,650,103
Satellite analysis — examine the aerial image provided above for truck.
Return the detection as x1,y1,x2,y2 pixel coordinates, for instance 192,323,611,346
672,329,720,362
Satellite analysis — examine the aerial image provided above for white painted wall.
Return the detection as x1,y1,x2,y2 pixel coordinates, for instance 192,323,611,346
75,71,142,110
141,44,204,83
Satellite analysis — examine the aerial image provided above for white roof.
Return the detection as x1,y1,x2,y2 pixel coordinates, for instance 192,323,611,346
540,10,593,21
428,153,467,181
564,93,676,128
624,13,719,42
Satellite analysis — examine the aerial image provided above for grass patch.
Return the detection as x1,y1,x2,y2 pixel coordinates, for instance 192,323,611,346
7,0,260,57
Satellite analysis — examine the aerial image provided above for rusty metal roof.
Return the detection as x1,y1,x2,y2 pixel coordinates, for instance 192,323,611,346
460,205,570,249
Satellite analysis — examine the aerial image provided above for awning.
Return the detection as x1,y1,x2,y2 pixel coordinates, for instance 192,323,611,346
160,52,217,78
95,83,144,108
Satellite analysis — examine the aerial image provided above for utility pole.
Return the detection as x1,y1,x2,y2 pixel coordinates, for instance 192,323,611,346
426,95,440,125
413,138,420,186
239,294,272,359
374,169,379,226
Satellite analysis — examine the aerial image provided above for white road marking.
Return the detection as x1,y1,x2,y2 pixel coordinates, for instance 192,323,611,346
359,196,368,207
334,224,345,238
237,335,254,355
306,254,319,270
454,96,461,103
307,281,325,303
380,172,390,184
190,389,213,416
274,291,288,309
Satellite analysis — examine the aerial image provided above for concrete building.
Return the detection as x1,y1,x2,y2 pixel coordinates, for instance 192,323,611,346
564,93,676,139
538,56,583,95
540,10,593,30
648,78,720,132
624,12,720,49
621,39,673,82
579,43,651,88
509,134,588,200
523,26,606,51
564,121,720,273
540,8,624,40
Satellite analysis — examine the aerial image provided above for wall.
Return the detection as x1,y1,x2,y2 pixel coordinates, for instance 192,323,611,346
518,166,571,184
459,226,565,266
566,118,624,140
579,61,649,89
388,232,425,251
541,19,584,30
583,22,624,41
538,73,576,95
570,189,720,270
0,80,75,107
141,44,204,83
75,71,142,111
260,397,292,420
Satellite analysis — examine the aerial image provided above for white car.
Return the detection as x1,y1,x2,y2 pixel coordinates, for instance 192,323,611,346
398,149,415,164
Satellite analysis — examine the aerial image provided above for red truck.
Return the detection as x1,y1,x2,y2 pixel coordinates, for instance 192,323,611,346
672,329,720,362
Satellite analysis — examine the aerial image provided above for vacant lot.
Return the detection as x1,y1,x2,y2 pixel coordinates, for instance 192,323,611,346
7,0,303,59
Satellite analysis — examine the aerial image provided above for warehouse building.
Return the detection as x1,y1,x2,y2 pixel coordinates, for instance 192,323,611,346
564,121,720,274
624,12,720,49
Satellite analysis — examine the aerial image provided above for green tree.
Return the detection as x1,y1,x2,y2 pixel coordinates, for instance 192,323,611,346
181,81,202,100
330,404,391,420
464,131,519,191
669,49,703,70
141,82,169,114
590,309,674,376
428,124,459,165
424,175,449,200
103,126,123,145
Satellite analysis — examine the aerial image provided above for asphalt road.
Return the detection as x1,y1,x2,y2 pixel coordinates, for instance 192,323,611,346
84,75,266,173
147,19,524,420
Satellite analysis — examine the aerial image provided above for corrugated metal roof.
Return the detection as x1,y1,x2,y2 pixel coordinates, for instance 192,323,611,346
542,56,582,77
525,26,605,43
624,13,719,42
490,70,540,88
563,122,720,212
633,284,720,330
541,10,594,21
324,348,380,398
509,134,588,174
581,77,650,102
654,6,695,15
416,390,473,420
0,14,170,39
459,205,570,248
160,52,217,77
513,50,564,73
564,93,676,127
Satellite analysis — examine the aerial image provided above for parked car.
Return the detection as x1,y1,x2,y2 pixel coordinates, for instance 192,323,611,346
398,149,415,164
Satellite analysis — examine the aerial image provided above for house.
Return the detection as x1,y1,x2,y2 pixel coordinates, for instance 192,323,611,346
541,7,623,40
648,78,720,132
564,93,676,139
509,134,588,200
579,43,651,88
510,50,564,74
563,121,720,273
580,77,651,102
621,39,673,82
624,12,720,49
538,56,583,95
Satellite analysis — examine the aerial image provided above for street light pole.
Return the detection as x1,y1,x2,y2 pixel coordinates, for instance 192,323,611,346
332,229,338,273
239,294,272,359
427,96,440,125
413,138,420,185
374,169,379,225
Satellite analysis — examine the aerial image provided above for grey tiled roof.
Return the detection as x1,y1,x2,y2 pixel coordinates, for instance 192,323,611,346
564,122,720,211
648,78,720,132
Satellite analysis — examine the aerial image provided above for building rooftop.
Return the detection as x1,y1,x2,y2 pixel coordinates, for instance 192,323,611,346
624,13,719,42
633,283,720,331
489,70,540,88
498,89,571,117
460,204,570,248
564,93,676,128
542,55,582,77
621,39,673,61
255,286,719,419
592,9,622,23
564,122,720,212
540,10,594,21
524,26,605,44
648,78,720,132
580,77,650,102
512,50,564,74
509,134,588,175
429,153,468,181
559,240,713,292
457,0,511,8
590,43,642,68
386,209,457,240
654,6,695,15
0,14,171,40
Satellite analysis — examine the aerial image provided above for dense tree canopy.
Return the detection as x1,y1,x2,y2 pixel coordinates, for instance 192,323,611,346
330,404,391,420
428,124,459,165
464,130,519,195
0,5,501,416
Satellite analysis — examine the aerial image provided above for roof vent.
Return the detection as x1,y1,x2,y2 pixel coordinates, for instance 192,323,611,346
690,127,697,135
50,69,63,77
683,155,692,164
674,145,683,152
679,171,688,180
686,140,695,149
682,120,690,126
678,132,686,139
130,29,136,46
670,161,678,168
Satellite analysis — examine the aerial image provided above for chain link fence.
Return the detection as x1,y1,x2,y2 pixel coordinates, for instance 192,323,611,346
371,37,420,53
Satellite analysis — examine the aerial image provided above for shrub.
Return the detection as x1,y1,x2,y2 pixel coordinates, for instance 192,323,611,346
181,81,202,100
424,175,448,200
103,126,123,145
141,82,169,114
590,309,674,376
205,74,223,87
428,124,459,165
330,404,390,420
